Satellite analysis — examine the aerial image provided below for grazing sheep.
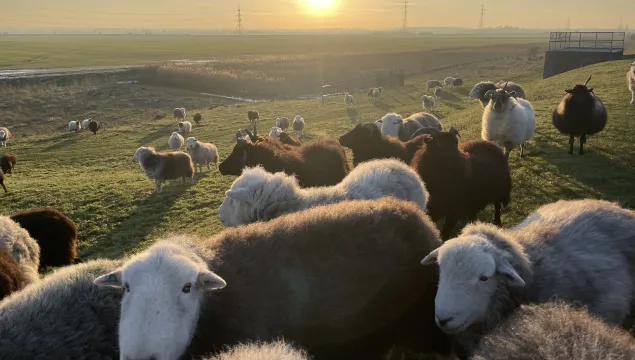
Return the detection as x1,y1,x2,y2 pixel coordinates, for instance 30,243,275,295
434,87,444,100
10,209,79,269
0,173,5,193
482,82,536,159
133,147,195,193
95,198,451,360
421,95,436,110
453,78,464,87
219,132,349,188
218,159,429,226
552,76,607,155
444,77,457,87
380,112,443,142
99,121,106,131
68,121,81,133
81,118,92,130
628,62,635,105
427,80,443,90
186,137,219,174
471,302,635,360
178,121,193,137
279,132,302,147
269,127,283,138
204,341,308,360
247,111,259,125
470,81,527,108
0,127,11,147
339,122,426,166
345,92,354,108
0,259,123,359
412,127,511,240
276,117,290,131
0,216,40,287
293,115,305,138
168,131,185,150
0,249,25,301
193,112,203,125
0,153,16,174
174,107,186,122
421,199,635,358
88,119,99,135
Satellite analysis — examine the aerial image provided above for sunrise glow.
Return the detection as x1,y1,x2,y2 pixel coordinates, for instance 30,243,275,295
304,0,337,15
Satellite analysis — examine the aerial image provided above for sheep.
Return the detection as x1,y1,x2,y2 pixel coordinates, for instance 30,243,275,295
68,120,81,133
0,127,11,147
247,111,259,125
496,80,528,99
219,131,350,188
0,259,124,359
186,137,219,174
278,132,302,147
434,86,444,100
420,199,635,358
269,126,283,138
276,117,290,131
375,120,383,128
0,249,24,301
471,302,635,360
81,118,92,130
339,122,426,166
469,81,527,108
174,107,186,122
133,146,195,193
178,120,193,137
380,112,443,142
0,216,40,287
99,121,106,131
193,112,203,125
427,80,443,90
552,76,607,155
204,341,308,360
0,173,5,193
628,62,635,105
481,82,536,159
10,209,80,269
218,159,429,226
88,119,99,135
453,78,464,87
0,153,16,174
95,198,452,360
421,95,436,110
444,77,457,87
344,92,354,108
168,131,185,150
412,127,511,240
293,115,305,138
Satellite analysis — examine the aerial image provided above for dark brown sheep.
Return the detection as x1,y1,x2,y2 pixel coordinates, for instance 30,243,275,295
0,250,25,301
247,111,259,125
88,120,99,135
0,173,6,193
339,123,425,166
133,147,195,193
412,127,511,239
193,113,202,125
10,209,80,269
278,132,302,147
219,131,349,188
0,153,16,174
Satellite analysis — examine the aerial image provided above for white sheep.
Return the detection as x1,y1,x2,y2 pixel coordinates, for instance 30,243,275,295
204,341,309,360
269,126,283,138
420,95,436,110
481,83,536,159
0,216,40,287
168,131,185,150
628,62,635,105
218,158,428,227
421,199,635,356
178,121,192,137
81,118,92,130
0,127,11,147
344,92,354,108
67,121,81,133
444,77,456,87
174,107,186,122
186,137,219,174
275,117,290,131
293,115,305,138
434,87,444,100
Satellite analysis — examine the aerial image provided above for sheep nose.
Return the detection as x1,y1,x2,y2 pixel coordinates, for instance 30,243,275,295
437,316,454,327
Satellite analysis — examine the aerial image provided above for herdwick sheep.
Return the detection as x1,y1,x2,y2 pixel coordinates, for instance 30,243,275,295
219,132,349,188
339,122,427,166
427,80,443,90
0,173,5,193
68,121,81,133
248,111,259,125
434,87,444,100
269,127,283,138
174,107,186,122
421,95,436,110
453,78,464,87
345,92,354,108
88,119,99,135
133,147,195,193
95,198,452,360
0,259,124,359
471,302,635,360
444,77,457,87
371,88,381,103
10,209,81,269
81,118,92,130
168,131,185,150
204,341,308,360
276,117,290,131
279,132,302,147
421,199,635,358
0,216,40,287
0,127,11,147
1,153,16,174
218,159,429,226
627,62,635,105
552,76,607,155
0,250,24,301
193,113,202,125
481,82,536,160
380,112,443,142
469,81,527,108
293,115,305,138
412,127,511,240
186,137,219,174
178,121,193,137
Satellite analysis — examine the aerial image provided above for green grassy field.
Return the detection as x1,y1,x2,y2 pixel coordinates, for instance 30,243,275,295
0,34,546,69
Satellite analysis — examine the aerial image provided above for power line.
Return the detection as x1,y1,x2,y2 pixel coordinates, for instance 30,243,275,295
402,1,408,32
236,4,244,35
478,4,486,29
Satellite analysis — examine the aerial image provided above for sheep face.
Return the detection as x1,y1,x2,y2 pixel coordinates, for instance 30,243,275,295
94,241,226,360
339,123,381,149
379,113,403,138
563,84,594,107
487,89,517,113
133,147,154,162
186,137,198,150
421,235,525,335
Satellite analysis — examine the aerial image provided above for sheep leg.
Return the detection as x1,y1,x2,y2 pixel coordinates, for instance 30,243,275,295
494,202,502,226
503,141,513,160
568,134,575,155
579,134,586,155
155,180,162,193
631,90,635,104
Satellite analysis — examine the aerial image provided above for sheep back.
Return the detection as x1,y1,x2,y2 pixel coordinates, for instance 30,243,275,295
0,250,25,301
188,142,219,167
192,198,450,358
0,216,40,285
339,123,423,166
144,152,194,180
0,153,17,174
204,341,309,360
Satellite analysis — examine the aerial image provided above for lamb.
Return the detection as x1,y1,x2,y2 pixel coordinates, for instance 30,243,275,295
278,132,302,146
81,118,92,130
471,302,635,360
186,137,219,174
293,115,305,138
0,259,124,359
178,120,193,137
0,216,40,287
193,112,203,125
380,112,443,142
420,199,635,358
133,146,195,193
168,131,185,150
269,126,283,138
421,95,436,110
88,119,99,135
628,62,635,105
174,107,186,122
0,249,25,301
412,127,511,240
219,132,350,188
339,122,426,166
469,81,527,108
444,77,457,87
68,120,81,133
481,82,536,159
434,86,444,100
275,117,290,131
345,92,354,108
95,198,452,360
0,153,16,174
552,76,607,155
453,78,464,87
218,159,429,226
0,127,11,146
10,209,80,269
204,341,308,360
427,80,443,90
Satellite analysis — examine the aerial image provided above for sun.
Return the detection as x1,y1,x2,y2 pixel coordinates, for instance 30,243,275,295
304,0,337,13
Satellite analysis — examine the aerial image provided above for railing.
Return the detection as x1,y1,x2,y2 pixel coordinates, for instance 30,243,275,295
548,32,625,51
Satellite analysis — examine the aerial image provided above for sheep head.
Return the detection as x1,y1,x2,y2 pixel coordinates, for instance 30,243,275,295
379,113,403,138
186,137,198,150
339,123,382,148
219,132,251,176
488,86,517,113
469,81,497,100
421,130,459,151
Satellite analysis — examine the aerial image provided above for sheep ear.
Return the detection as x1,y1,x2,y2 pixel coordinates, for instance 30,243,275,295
421,248,439,265
449,126,460,137
396,119,404,124
376,120,382,124
423,134,434,144
496,258,525,287
565,89,572,94
196,271,226,291
94,270,123,288
225,188,252,203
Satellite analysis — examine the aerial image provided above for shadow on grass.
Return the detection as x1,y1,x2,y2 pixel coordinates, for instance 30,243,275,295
346,107,358,122
41,132,88,152
137,123,178,147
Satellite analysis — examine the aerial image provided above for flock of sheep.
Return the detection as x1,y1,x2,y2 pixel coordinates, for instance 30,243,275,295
0,62,635,360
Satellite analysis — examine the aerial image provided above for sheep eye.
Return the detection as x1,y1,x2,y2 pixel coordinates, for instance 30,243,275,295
124,282,130,292
182,283,192,293
479,276,489,282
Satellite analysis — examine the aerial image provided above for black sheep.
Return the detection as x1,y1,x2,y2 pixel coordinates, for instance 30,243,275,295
193,113,202,125
0,173,6,193
88,120,99,135
0,153,16,174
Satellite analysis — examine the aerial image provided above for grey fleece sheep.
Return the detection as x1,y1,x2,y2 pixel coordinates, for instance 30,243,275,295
427,80,443,90
0,216,39,287
133,147,195,193
471,302,635,360
0,260,123,360
186,137,219,174
174,107,186,122
380,112,442,142
204,341,309,360
422,199,635,358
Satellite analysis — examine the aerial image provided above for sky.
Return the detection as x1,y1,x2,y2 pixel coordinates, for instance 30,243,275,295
1,0,633,30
